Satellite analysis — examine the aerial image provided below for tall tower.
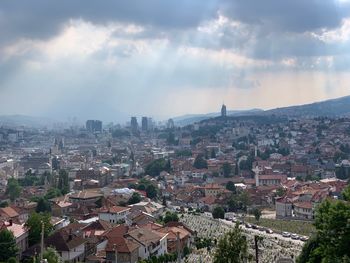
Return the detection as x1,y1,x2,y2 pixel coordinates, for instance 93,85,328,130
221,104,227,117
131,117,138,133
141,117,148,131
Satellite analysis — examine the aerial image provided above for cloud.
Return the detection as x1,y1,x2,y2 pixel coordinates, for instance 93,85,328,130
0,1,350,121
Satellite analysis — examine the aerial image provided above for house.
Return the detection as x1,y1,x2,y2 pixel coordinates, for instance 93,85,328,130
275,196,293,218
45,228,86,262
0,220,29,259
0,206,20,222
51,200,74,217
128,202,164,218
127,227,168,259
69,191,103,205
105,236,140,263
157,222,194,254
99,206,131,224
294,202,313,220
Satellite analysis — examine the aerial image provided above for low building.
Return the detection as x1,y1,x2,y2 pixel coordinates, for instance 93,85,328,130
98,206,131,224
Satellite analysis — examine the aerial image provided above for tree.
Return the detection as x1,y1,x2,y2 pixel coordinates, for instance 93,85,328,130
146,184,157,199
226,181,236,193
221,162,233,177
193,154,208,169
163,211,179,224
25,212,53,246
212,206,225,219
145,158,171,177
342,184,350,201
213,223,249,263
252,207,262,221
6,177,22,202
43,247,62,263
36,197,52,213
297,199,350,262
0,229,18,262
0,201,9,207
45,187,62,200
128,192,142,205
57,169,69,195
276,187,286,197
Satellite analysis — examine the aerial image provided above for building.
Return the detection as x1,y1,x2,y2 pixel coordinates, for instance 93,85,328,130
45,228,86,262
141,117,148,132
275,197,293,218
167,119,175,129
98,205,131,224
294,202,313,220
130,117,138,133
127,228,168,259
86,120,102,133
221,104,227,117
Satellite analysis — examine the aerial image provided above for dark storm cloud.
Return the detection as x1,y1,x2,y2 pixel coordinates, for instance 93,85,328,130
0,0,219,45
220,0,350,33
1,0,349,46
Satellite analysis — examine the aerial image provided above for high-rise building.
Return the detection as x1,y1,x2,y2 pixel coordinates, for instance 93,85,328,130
141,117,148,131
167,118,175,129
131,117,138,133
86,120,102,133
221,104,227,117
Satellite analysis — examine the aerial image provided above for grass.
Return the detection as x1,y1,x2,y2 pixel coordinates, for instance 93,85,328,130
244,217,315,236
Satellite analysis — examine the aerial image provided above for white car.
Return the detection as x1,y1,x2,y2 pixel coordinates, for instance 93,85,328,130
282,232,291,237
291,234,300,240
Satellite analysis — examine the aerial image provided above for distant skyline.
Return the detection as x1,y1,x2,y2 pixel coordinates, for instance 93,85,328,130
1,1,350,122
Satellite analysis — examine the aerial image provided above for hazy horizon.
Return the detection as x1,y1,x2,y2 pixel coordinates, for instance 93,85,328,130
1,1,350,122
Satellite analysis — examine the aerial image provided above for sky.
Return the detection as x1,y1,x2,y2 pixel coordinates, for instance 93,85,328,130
1,0,350,123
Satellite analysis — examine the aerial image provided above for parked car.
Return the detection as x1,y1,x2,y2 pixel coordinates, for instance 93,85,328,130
300,236,309,241
282,232,291,237
252,224,258,229
265,229,273,234
258,226,265,232
291,234,300,240
245,223,252,228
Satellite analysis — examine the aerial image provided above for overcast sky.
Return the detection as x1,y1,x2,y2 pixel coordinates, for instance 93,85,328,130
1,0,350,122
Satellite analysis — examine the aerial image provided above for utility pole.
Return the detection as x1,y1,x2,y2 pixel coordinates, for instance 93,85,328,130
176,231,181,263
113,244,118,263
40,221,44,263
254,235,263,263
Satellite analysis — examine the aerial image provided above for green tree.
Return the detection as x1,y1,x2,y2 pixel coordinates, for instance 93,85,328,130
0,229,18,262
25,212,53,246
145,158,170,177
163,211,179,224
342,184,350,201
42,247,62,263
6,177,22,202
252,207,262,221
221,162,233,177
44,187,62,200
146,184,157,199
0,201,9,207
193,154,208,169
57,169,69,194
213,223,249,263
128,192,142,205
297,199,350,262
212,206,225,219
226,181,236,193
36,197,52,213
